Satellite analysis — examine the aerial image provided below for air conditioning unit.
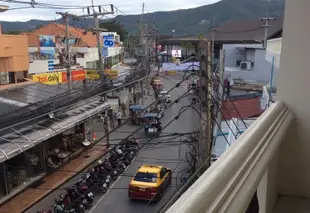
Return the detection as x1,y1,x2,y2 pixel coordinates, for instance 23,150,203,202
240,61,252,71
0,72,9,85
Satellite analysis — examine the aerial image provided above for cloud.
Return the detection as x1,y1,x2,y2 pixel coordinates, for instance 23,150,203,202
0,0,220,21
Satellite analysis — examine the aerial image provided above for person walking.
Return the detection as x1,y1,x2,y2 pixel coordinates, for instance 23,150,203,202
117,110,122,126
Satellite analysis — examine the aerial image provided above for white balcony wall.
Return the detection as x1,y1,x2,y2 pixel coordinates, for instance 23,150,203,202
29,58,85,74
265,38,282,69
108,47,123,57
166,102,293,213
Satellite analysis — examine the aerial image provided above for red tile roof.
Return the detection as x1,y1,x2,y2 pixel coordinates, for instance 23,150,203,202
27,22,99,47
221,97,263,120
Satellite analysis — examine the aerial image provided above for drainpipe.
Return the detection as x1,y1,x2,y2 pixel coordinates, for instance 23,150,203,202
269,56,275,105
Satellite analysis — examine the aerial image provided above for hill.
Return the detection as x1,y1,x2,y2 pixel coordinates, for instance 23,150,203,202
1,0,285,35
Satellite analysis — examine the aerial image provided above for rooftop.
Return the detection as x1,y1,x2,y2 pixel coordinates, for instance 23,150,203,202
27,23,99,47
222,96,263,120
159,17,283,44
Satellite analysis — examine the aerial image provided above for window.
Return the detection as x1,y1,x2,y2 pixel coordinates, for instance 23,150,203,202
160,168,168,179
134,172,157,183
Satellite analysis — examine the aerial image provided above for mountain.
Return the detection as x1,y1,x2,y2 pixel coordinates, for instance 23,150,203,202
1,0,285,35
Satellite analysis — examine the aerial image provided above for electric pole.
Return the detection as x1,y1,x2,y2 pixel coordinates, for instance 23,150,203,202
261,17,275,48
198,40,213,168
56,12,73,90
57,5,114,83
139,2,145,105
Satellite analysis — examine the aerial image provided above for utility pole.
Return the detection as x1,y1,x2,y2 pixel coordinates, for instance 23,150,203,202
198,40,213,167
84,4,114,81
56,12,73,90
139,2,145,105
57,6,114,83
261,17,275,48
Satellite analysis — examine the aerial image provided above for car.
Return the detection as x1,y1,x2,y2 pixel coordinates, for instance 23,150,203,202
128,164,172,202
158,91,171,102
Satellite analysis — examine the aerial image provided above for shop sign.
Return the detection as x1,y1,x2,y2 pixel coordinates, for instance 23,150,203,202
104,69,118,79
32,72,61,85
62,70,86,82
86,70,101,80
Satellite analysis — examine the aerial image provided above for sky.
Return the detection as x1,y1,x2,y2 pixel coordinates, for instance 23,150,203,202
0,0,221,22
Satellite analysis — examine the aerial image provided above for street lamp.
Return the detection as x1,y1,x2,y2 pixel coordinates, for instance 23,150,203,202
0,5,8,12
172,29,175,37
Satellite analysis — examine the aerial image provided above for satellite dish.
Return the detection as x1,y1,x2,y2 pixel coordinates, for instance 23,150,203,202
48,112,54,119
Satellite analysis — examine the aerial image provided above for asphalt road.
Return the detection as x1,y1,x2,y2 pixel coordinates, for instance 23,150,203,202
87,76,200,213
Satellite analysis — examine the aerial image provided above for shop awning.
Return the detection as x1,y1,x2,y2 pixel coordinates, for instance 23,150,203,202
0,96,110,163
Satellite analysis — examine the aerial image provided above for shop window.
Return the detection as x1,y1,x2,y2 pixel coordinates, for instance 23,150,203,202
45,124,85,170
0,163,7,198
6,145,44,194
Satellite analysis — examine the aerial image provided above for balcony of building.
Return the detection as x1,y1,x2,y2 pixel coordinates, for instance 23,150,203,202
265,37,282,70
164,1,310,213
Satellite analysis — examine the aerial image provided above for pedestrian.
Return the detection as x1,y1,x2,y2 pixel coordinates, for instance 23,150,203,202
117,110,122,126
121,102,126,117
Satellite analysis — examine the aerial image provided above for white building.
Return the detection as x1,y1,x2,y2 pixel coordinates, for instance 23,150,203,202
26,23,123,74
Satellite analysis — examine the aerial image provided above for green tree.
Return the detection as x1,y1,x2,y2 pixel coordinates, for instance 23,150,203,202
99,20,128,41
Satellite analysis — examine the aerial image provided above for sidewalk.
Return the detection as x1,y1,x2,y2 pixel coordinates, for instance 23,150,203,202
0,120,108,213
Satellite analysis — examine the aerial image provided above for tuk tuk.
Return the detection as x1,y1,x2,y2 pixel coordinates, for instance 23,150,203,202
143,113,161,137
129,105,146,125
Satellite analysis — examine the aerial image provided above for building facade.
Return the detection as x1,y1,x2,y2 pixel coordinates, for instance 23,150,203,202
0,32,29,86
27,23,123,74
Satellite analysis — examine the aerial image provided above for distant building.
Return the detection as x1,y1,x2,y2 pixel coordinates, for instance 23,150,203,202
0,26,30,87
26,23,123,74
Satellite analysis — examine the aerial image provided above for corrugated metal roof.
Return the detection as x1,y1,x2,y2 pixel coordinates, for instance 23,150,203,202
212,118,257,160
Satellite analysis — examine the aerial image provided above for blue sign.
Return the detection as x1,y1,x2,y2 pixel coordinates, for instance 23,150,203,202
102,47,108,58
103,35,114,40
104,40,114,47
48,59,54,71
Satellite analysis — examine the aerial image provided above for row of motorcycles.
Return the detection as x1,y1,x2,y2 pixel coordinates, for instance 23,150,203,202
37,138,140,213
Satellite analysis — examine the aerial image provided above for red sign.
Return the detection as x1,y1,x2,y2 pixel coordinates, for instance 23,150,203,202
62,70,86,82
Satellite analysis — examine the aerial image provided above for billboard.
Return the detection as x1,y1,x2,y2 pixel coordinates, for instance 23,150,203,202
172,50,182,58
32,72,61,85
39,35,56,47
32,70,86,85
62,70,86,82
86,70,101,80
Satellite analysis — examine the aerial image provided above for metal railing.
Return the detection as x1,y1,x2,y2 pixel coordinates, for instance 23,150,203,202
165,101,294,213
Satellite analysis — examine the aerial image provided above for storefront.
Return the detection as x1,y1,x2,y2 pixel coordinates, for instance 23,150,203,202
0,97,110,204
3,144,46,199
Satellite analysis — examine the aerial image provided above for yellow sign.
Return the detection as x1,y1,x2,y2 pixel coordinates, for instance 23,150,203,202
104,69,118,79
32,72,62,85
86,70,101,80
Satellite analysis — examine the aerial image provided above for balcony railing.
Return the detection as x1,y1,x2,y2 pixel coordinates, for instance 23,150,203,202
166,101,294,213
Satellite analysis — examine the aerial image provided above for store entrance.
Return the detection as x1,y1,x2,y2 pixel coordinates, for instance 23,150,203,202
6,145,45,195
45,124,85,170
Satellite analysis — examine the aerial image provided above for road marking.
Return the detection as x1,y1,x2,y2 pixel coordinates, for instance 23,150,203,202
87,156,137,213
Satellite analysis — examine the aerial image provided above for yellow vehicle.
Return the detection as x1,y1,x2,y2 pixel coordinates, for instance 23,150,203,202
128,164,172,202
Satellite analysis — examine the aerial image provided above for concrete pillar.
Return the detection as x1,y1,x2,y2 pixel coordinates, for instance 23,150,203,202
276,0,310,198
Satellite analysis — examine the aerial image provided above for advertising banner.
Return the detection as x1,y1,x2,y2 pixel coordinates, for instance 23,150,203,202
39,35,56,71
104,69,118,79
61,70,86,82
32,72,62,85
86,70,101,80
39,35,56,47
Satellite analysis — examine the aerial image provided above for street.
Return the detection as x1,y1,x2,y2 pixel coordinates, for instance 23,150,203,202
26,74,199,213
87,75,199,213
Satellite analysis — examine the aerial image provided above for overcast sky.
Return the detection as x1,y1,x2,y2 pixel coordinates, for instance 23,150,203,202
0,0,220,22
